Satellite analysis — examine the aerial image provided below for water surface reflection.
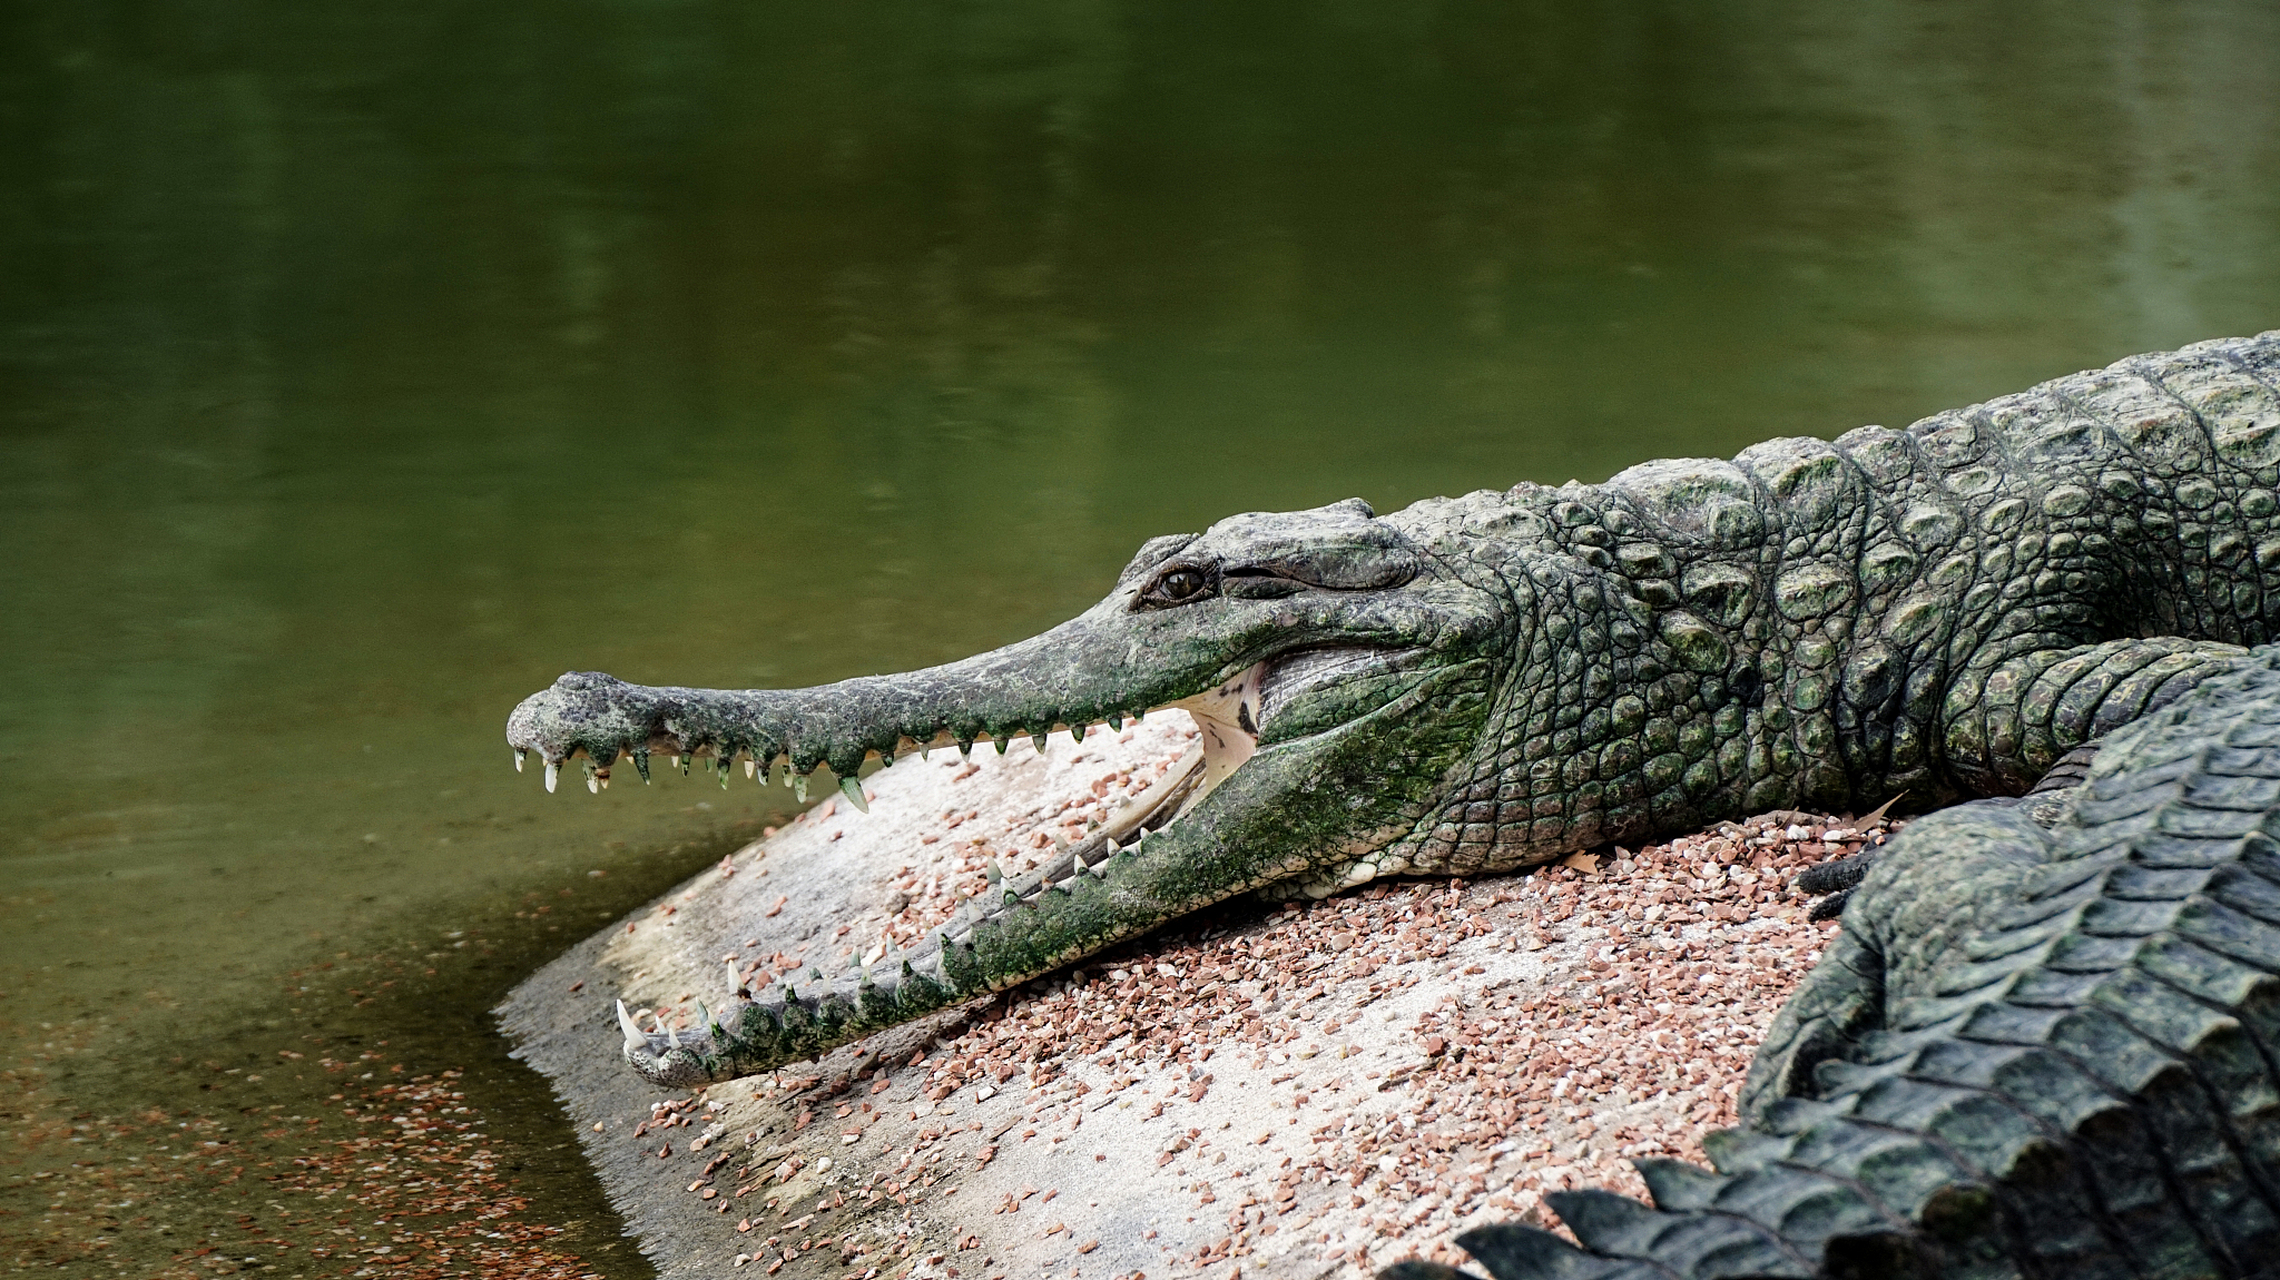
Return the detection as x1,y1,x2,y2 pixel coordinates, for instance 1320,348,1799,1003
2,2,2275,1271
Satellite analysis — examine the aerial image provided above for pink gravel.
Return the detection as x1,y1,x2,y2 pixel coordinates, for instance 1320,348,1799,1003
573,719,1897,1279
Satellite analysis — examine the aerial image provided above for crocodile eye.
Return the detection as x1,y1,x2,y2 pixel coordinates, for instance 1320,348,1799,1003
1151,568,1210,604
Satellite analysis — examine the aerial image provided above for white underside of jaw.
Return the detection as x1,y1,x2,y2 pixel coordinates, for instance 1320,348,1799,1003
1169,661,1265,797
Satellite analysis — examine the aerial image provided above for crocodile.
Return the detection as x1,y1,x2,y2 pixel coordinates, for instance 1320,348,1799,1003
504,330,2280,1089
1389,646,2280,1280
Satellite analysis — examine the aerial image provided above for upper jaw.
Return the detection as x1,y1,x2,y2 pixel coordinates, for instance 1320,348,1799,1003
502,578,1432,774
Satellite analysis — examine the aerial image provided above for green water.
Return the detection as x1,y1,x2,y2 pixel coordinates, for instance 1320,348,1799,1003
3,1,2277,1271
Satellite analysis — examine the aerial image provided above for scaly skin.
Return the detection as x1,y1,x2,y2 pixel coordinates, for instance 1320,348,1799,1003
505,330,2280,1088
1392,645,2280,1280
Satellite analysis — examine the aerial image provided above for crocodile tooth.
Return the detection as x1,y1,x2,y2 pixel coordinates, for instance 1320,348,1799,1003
839,776,870,813
665,1016,681,1048
515,748,527,772
743,758,755,779
544,761,559,793
670,755,680,770
615,1000,646,1054
995,735,1011,755
1030,729,1048,753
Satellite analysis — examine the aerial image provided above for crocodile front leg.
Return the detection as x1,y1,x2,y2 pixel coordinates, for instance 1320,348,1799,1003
1942,637,2246,795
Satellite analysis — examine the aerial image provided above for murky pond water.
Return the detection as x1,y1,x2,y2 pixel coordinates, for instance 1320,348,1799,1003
3,2,2276,1273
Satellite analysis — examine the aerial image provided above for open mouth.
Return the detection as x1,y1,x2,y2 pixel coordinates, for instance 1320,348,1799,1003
806,643,1419,956
499,624,1438,1085
584,642,1419,1075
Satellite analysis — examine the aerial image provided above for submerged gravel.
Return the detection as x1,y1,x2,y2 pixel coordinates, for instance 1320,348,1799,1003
1,1054,608,1278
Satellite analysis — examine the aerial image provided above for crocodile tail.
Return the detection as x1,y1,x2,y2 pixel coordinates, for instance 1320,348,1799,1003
1377,1263,1483,1280
1459,1220,1655,1280
1374,1219,1664,1280
1384,1176,1907,1280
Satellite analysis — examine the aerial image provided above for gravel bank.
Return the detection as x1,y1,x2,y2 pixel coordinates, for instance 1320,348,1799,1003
500,713,1886,1279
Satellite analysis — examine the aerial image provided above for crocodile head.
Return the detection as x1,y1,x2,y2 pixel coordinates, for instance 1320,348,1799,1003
507,496,1516,1084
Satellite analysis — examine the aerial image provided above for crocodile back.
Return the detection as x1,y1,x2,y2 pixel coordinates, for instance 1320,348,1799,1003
1589,331,2280,648
1420,331,2280,863
1870,330,2280,645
